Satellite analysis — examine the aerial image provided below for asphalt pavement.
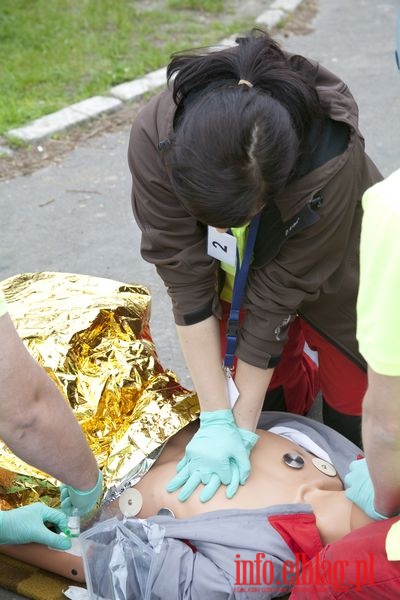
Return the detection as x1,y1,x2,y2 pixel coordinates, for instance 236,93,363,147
0,0,399,598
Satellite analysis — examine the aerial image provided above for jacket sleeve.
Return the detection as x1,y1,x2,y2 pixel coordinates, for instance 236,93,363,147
150,538,235,600
236,134,381,368
150,537,290,600
128,93,220,326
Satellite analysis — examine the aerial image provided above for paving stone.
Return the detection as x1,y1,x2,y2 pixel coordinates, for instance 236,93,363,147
255,8,285,27
71,96,122,118
110,67,167,102
271,0,303,12
7,97,122,143
110,77,152,101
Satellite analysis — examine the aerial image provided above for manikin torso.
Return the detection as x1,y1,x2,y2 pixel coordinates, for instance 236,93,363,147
134,423,373,546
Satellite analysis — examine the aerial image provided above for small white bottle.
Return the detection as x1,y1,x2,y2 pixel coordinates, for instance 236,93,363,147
68,508,81,537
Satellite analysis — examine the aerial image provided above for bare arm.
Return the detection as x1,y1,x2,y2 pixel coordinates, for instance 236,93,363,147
233,360,274,431
0,313,98,491
362,366,400,516
176,317,229,412
176,316,274,431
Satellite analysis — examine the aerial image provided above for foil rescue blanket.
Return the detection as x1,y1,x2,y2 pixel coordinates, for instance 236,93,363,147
0,272,198,509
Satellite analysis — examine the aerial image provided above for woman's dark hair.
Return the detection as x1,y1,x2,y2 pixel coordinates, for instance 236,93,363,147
166,29,324,227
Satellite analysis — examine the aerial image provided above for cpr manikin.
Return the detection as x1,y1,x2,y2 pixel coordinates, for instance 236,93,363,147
0,413,372,597
131,414,372,547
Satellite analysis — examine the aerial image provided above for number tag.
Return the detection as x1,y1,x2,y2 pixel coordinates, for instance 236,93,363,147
207,227,237,266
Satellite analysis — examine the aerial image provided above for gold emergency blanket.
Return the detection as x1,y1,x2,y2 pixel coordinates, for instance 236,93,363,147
0,272,199,509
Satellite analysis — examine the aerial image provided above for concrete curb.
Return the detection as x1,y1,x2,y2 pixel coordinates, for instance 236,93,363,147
5,0,303,145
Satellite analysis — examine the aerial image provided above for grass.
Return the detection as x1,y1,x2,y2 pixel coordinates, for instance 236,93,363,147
0,0,254,136
166,0,225,11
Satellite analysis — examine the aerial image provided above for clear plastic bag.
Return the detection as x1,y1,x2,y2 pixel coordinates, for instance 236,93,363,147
80,517,164,600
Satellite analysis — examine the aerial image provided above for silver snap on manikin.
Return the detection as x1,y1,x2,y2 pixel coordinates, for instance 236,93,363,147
312,457,337,477
118,488,143,517
282,452,305,469
157,507,175,518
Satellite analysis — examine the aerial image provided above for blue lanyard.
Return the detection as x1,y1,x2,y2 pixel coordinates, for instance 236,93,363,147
396,11,400,71
223,213,261,370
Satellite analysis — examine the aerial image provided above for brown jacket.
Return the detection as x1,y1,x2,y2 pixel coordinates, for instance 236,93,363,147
128,55,382,370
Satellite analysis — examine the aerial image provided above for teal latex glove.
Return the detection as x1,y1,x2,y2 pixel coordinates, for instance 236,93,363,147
0,503,71,549
209,427,260,500
166,409,254,503
238,427,260,453
60,469,103,517
344,458,387,520
221,427,260,499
